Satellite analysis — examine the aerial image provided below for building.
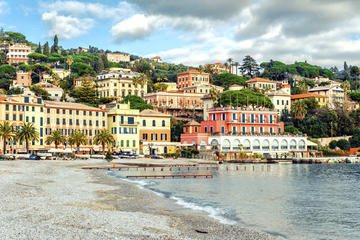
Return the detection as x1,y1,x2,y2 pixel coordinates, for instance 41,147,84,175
182,84,223,94
6,43,32,65
95,70,147,98
308,85,345,108
228,84,245,91
180,106,309,159
106,103,140,154
246,78,277,90
177,69,210,90
144,91,204,118
163,82,178,91
210,63,229,74
265,84,291,115
14,71,32,87
43,68,71,82
76,47,88,53
139,109,172,155
151,56,162,63
291,93,328,107
106,52,130,63
0,95,107,154
35,82,64,101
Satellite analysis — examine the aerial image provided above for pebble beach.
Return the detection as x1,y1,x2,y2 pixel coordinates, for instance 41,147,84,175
0,160,279,240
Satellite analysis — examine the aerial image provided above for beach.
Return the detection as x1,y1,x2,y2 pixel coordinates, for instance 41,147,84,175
0,160,278,240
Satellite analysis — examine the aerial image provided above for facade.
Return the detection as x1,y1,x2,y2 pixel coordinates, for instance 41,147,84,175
177,69,210,90
144,91,204,118
43,68,71,82
229,84,245,91
210,63,228,74
151,56,162,63
180,106,308,159
291,93,328,107
265,85,291,114
95,70,147,98
35,82,64,101
163,82,178,91
0,95,106,154
106,103,140,154
182,84,223,94
14,71,32,87
6,43,32,65
106,52,130,63
139,109,171,154
308,85,345,108
246,78,277,90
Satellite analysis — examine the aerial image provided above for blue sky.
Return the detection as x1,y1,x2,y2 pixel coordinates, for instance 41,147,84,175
1,0,360,67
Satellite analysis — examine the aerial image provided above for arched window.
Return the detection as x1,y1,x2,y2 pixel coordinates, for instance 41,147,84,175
290,140,297,150
233,139,241,150
272,139,279,150
299,140,306,150
222,139,231,150
183,141,188,144
210,139,219,146
253,139,260,150
262,140,270,150
281,140,288,149
243,139,251,150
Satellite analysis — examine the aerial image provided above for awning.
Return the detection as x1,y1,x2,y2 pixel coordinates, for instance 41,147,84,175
307,140,318,147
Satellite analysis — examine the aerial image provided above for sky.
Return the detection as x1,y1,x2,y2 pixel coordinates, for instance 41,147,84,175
1,0,360,68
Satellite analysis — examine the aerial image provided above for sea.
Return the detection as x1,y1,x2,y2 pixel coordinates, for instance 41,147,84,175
108,163,360,240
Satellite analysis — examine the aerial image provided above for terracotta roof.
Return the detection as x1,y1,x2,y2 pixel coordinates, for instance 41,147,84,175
291,93,328,100
246,78,276,83
44,101,102,111
178,69,201,74
185,120,201,126
151,56,161,59
140,109,171,117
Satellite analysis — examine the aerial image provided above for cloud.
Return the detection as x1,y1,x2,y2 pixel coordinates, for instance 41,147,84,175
42,11,93,39
0,1,9,15
129,0,251,20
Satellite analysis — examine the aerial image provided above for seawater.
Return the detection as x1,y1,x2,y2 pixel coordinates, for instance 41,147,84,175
108,164,360,240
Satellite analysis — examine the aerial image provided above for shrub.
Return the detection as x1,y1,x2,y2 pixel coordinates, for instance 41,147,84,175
329,140,338,150
336,139,350,151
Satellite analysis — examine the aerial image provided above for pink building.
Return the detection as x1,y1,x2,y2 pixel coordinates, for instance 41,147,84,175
15,71,32,87
177,69,210,90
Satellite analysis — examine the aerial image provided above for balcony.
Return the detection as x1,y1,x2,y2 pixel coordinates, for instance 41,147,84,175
119,121,139,125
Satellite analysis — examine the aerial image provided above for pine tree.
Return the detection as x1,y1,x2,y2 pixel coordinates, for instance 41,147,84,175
51,35,59,54
240,55,260,78
101,54,109,69
43,42,50,56
35,42,42,53
95,56,104,73
344,61,349,72
76,77,97,104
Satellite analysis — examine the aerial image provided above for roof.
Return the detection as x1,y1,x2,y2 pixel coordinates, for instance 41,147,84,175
185,120,201,126
291,93,328,100
140,109,171,117
44,101,103,111
178,69,202,75
246,78,276,83
151,56,161,59
308,85,344,92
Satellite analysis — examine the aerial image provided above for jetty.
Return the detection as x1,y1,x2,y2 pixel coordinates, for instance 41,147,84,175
126,174,213,179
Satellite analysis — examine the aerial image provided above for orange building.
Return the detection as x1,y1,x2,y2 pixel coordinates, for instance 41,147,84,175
6,43,32,65
210,62,229,74
177,69,210,90
15,71,32,87
246,78,277,90
291,93,328,107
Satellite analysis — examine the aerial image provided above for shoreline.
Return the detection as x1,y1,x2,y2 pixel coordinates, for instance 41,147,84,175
0,160,279,240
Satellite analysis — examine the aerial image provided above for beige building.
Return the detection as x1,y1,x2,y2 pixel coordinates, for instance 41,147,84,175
163,82,178,91
265,84,291,115
182,84,223,94
6,43,32,65
106,52,130,63
210,62,229,74
228,84,246,91
246,78,277,90
14,71,32,87
43,68,71,82
96,70,147,99
106,103,140,154
35,82,64,101
308,85,345,108
151,56,162,63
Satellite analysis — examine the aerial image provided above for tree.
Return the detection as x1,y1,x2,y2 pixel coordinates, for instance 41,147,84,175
227,58,233,73
69,77,96,104
131,59,152,75
120,95,153,111
46,130,65,149
152,82,168,92
240,55,260,78
213,73,247,89
284,126,301,134
350,66,359,80
0,122,15,154
101,54,109,69
349,128,360,148
35,42,42,53
16,123,39,153
133,73,148,87
71,62,96,76
209,87,221,102
66,56,74,70
93,129,115,154
337,139,350,151
344,61,349,72
217,89,274,109
30,64,53,83
94,56,104,73
28,53,48,63
51,35,59,54
68,131,87,154
0,65,16,90
4,32,27,43
43,42,50,56
329,140,337,150
171,119,184,142
291,101,307,121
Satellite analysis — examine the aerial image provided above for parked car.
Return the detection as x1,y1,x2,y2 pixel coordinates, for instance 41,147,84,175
26,155,41,160
150,155,164,159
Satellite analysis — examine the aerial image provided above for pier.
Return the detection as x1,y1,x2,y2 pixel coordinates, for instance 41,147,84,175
126,174,213,179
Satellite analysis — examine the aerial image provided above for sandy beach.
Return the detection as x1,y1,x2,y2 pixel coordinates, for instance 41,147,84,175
0,160,279,240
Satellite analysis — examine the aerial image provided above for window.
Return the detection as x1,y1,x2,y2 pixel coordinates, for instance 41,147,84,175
260,115,263,123
47,118,50,124
83,111,86,116
76,119,79,126
56,109,59,114
152,120,156,127
40,117,43,126
221,113,226,121
69,119,73,125
76,110,79,115
5,105,9,110
96,120,99,126
32,107,35,112
251,127,255,133
89,111,92,116
113,116,116,122
162,120,165,127
13,105,16,111
210,127,213,133
126,140,130,147
89,120,92,126
133,140,136,147
19,114,23,121
212,114,216,121
24,97,29,103
251,114,255,123
13,114,16,121
120,116,124,124
242,114,246,123
47,109,50,113
56,118,60,124
204,127,208,133
232,113,237,121
143,133,148,140
260,127,264,133
70,110,72,114
32,117,35,123
143,120,146,126
83,120,86,126
128,117,134,124
242,127,246,133
221,126,225,134
269,115,273,124
63,109,66,114
121,140,124,147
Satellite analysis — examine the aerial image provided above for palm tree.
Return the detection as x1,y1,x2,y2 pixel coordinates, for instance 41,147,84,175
16,123,39,154
93,129,115,154
291,101,307,121
209,87,221,102
156,75,168,83
0,122,15,154
133,73,148,87
46,130,65,149
66,56,74,70
198,65,204,74
234,62,239,75
68,131,87,154
227,58,233,73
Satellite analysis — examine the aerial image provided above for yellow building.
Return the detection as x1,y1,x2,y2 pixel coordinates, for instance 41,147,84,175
265,85,291,115
96,70,147,99
291,93,328,107
139,109,172,155
106,103,140,154
182,84,223,94
246,78,277,90
106,52,130,63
